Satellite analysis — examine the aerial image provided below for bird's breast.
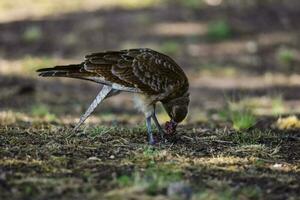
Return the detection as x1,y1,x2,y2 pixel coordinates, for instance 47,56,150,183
133,94,155,114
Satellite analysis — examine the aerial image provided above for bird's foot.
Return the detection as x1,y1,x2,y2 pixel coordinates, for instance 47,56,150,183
148,138,156,145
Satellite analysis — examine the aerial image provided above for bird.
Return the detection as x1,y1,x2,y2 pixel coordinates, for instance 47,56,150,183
37,48,190,144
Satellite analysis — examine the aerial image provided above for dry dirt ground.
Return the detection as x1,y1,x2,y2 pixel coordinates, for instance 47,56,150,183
1,1,300,199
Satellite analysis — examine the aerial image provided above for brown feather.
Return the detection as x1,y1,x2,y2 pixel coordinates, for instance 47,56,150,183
83,48,188,98
37,48,189,100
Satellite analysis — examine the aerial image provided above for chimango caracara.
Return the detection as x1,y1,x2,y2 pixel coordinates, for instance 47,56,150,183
37,48,189,144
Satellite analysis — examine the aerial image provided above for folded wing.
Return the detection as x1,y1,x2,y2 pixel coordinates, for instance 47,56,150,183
37,48,188,97
84,48,188,96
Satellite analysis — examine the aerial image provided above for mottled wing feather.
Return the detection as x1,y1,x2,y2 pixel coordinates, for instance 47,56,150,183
112,62,157,94
84,49,156,94
133,52,188,94
83,48,188,96
85,53,133,87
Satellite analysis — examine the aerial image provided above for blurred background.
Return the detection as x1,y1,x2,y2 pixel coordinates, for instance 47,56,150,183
1,0,300,128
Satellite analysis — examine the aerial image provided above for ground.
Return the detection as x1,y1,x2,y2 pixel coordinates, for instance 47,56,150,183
0,0,300,199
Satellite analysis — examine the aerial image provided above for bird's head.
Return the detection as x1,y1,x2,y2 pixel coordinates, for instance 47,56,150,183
162,93,190,134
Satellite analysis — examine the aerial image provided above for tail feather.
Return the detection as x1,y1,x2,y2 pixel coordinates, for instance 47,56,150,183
37,63,94,78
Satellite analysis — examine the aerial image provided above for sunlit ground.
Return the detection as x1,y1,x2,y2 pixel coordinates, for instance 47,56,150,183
1,0,300,200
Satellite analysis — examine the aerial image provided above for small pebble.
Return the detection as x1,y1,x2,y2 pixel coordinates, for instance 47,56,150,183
273,163,283,168
87,156,101,161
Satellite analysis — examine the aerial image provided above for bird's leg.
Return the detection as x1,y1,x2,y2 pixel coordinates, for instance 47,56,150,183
73,85,113,131
144,105,156,145
146,116,155,145
152,113,165,140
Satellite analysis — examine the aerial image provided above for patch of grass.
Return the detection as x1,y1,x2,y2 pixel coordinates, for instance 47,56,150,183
142,146,160,158
231,110,256,131
277,47,295,66
219,107,256,131
159,41,180,55
207,20,232,41
87,124,154,139
89,126,116,138
30,104,57,122
23,26,42,43
129,124,157,134
117,175,134,187
219,98,258,131
230,131,261,145
224,129,275,145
